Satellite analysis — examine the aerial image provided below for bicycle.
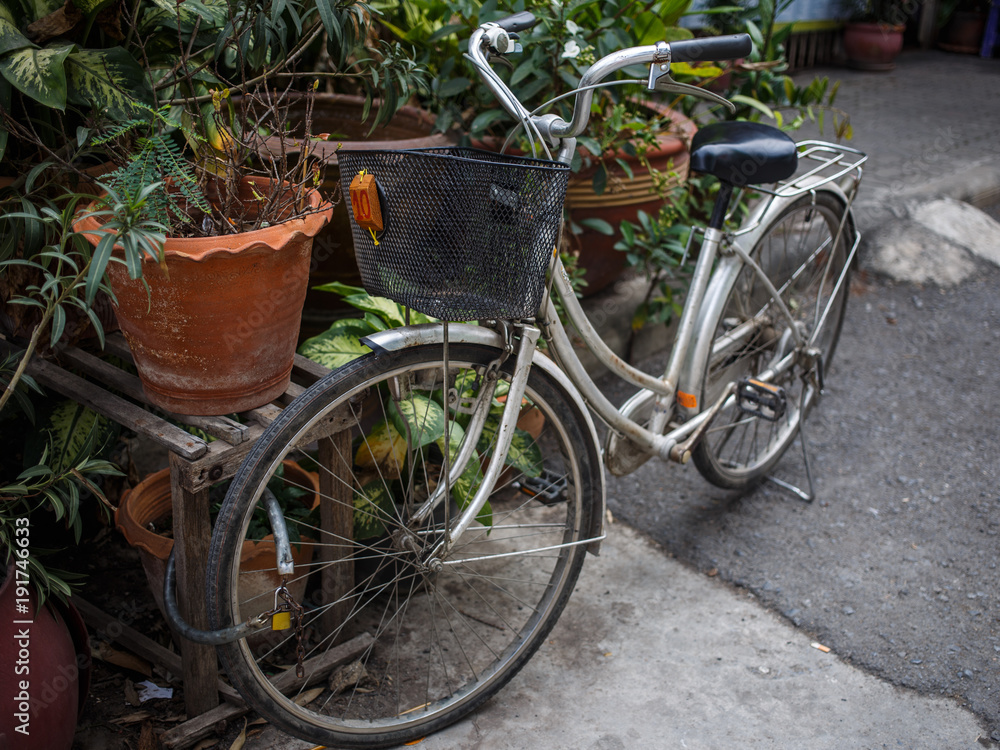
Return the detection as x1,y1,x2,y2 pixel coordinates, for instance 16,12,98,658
165,12,867,747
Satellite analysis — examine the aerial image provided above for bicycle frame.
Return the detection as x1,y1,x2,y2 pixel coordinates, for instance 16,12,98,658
540,163,863,457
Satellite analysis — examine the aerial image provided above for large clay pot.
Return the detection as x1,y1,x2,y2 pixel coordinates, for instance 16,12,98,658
938,10,987,53
0,562,90,750
75,178,333,415
258,93,453,338
843,22,905,71
564,101,697,295
115,462,319,627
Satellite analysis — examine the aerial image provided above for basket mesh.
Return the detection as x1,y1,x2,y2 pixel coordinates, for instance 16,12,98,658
338,148,570,321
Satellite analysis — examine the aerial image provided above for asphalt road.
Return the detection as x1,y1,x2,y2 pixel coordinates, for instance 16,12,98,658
599,262,1000,738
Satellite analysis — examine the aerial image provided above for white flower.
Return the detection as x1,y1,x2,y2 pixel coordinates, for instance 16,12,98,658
566,20,581,35
562,40,581,59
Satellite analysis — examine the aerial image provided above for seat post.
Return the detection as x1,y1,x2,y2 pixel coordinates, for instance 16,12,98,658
708,181,734,230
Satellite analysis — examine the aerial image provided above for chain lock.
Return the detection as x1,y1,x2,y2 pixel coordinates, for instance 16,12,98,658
265,582,307,679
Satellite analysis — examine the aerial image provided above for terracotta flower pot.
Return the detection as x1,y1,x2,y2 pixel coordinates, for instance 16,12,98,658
74,178,333,415
115,462,319,628
0,563,90,750
844,22,905,71
564,101,697,295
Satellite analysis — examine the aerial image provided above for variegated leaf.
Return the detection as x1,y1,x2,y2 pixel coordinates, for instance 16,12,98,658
0,42,72,109
65,47,152,119
298,318,376,370
353,481,396,540
436,422,491,527
354,419,407,480
145,0,227,31
70,0,113,14
0,5,33,56
388,392,444,449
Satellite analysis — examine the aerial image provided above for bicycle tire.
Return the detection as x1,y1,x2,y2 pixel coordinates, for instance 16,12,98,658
207,341,601,747
692,190,852,490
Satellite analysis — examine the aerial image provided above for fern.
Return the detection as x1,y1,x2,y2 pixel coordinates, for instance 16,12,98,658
98,105,210,230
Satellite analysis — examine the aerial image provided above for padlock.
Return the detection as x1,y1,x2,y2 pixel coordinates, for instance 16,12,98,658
271,610,292,631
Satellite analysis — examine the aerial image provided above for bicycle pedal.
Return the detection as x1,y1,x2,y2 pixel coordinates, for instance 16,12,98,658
736,377,787,422
513,469,567,505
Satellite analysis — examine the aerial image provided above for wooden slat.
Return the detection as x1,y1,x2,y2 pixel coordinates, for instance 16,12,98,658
57,345,147,401
55,345,252,446
292,352,332,386
23,355,208,460
319,431,354,638
176,403,358,494
159,632,374,749
73,597,242,704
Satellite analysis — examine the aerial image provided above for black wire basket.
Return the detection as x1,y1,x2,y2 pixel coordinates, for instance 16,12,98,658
338,147,570,321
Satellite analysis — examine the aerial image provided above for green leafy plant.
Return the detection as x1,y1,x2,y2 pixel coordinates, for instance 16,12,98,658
299,282,544,539
0,182,162,414
0,391,121,605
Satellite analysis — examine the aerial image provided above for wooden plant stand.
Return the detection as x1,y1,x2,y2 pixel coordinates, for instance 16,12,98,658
2,332,357,748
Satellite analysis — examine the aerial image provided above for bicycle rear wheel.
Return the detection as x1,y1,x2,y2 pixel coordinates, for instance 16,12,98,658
692,191,852,490
208,341,601,747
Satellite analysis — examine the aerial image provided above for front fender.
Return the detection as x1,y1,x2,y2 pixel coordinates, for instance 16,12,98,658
363,323,607,554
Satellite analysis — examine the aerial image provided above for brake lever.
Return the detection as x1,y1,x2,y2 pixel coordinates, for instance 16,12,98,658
648,65,736,114
488,43,523,72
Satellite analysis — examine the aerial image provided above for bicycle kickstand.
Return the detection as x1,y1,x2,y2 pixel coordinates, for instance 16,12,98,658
765,415,816,503
764,370,818,503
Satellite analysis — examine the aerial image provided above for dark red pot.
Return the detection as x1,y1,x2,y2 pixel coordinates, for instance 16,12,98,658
843,22,905,71
0,562,90,750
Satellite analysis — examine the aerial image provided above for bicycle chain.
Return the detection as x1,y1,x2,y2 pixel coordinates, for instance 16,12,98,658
277,581,307,679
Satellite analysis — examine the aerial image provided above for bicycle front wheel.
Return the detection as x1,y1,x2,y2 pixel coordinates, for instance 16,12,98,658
207,341,601,747
692,190,852,490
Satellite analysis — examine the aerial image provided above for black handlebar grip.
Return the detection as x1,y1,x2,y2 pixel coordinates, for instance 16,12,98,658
669,33,753,63
495,11,538,33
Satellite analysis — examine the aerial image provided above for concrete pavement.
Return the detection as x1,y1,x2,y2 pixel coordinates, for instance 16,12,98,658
249,523,990,749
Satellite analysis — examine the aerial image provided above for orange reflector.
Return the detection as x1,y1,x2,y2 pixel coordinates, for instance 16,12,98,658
676,391,697,409
349,172,384,231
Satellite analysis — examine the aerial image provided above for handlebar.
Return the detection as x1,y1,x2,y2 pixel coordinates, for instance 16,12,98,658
668,34,752,63
468,14,751,160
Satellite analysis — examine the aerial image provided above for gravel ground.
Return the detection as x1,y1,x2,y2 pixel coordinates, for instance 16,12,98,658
598,262,1000,739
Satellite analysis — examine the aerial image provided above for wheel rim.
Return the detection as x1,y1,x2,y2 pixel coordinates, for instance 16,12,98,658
213,350,589,741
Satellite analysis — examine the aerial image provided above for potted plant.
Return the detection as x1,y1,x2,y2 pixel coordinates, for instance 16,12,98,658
937,0,989,52
843,0,909,69
71,93,335,415
1,0,423,415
